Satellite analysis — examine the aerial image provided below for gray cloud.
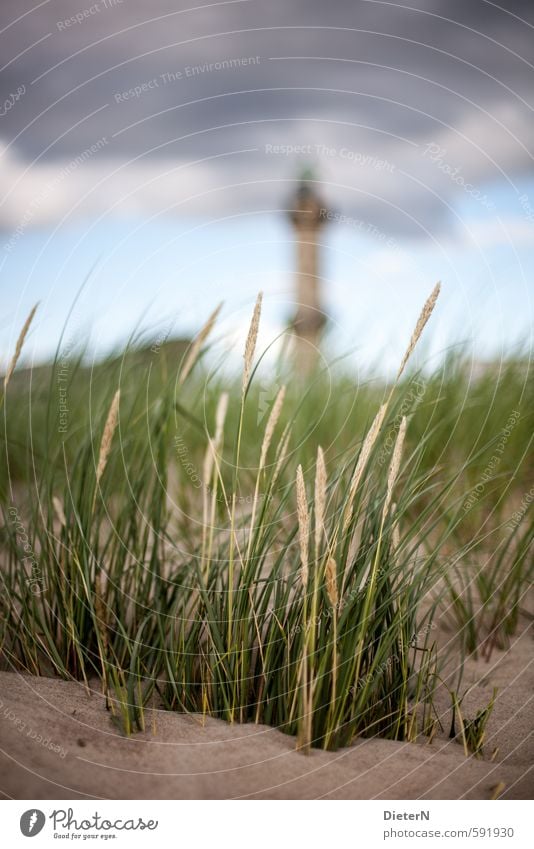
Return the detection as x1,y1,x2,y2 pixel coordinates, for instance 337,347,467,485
0,0,533,236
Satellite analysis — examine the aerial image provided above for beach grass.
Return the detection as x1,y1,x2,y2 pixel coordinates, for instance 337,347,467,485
1,290,532,750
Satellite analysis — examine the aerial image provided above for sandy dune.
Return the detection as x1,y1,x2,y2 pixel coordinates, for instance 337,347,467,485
0,628,532,800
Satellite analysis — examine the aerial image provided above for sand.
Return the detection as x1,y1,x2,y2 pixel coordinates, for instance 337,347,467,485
0,626,532,800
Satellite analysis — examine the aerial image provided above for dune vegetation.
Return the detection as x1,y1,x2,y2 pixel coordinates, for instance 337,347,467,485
1,286,532,753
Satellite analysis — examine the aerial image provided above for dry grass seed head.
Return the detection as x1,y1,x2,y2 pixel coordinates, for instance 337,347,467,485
343,403,387,530
314,445,327,553
396,282,441,380
259,384,286,469
202,439,215,495
214,391,229,447
391,501,400,551
271,423,292,488
96,389,121,486
204,391,229,485
242,292,263,396
384,416,407,518
178,302,222,386
296,464,310,586
325,555,338,607
4,303,39,389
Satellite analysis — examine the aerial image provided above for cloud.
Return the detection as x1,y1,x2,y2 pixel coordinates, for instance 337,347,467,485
0,0,532,237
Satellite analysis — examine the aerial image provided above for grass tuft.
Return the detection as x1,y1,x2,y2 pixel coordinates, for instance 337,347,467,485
0,284,531,755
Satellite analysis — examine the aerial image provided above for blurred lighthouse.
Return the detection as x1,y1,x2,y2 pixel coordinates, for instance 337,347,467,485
288,170,329,370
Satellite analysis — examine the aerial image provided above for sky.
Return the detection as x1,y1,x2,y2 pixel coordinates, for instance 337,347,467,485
0,0,533,375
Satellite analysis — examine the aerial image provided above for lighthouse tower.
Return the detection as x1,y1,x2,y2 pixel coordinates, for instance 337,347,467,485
288,171,329,369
